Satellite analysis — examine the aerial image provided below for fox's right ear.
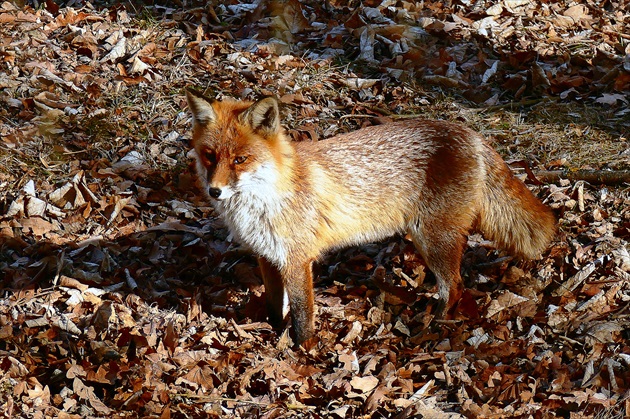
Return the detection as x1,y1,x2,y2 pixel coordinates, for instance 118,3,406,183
186,89,217,126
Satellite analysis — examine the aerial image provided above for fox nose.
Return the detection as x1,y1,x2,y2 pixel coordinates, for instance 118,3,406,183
208,187,222,199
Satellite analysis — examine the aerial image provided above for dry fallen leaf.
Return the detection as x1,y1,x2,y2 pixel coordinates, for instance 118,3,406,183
350,375,379,393
486,291,529,317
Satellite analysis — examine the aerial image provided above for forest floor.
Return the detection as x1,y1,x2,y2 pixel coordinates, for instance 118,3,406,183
0,0,629,417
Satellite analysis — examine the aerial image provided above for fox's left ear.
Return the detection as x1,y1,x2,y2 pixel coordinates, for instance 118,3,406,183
240,97,280,137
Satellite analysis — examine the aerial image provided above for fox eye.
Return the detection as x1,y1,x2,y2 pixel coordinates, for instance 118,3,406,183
233,156,248,165
203,150,216,164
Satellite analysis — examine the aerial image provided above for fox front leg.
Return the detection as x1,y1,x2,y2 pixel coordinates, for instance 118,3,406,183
258,257,288,327
282,260,315,345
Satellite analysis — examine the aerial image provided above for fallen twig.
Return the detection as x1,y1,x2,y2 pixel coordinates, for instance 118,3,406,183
535,169,630,185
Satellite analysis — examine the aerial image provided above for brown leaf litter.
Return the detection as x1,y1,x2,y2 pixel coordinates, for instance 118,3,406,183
0,1,629,417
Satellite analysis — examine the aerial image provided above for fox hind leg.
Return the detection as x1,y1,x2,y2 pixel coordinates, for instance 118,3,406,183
409,223,468,317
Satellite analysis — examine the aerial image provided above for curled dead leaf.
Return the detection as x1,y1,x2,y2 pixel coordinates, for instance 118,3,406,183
341,321,362,343
102,36,126,63
73,378,112,414
486,291,529,317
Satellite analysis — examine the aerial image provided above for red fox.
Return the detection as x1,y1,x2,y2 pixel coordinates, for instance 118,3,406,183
185,89,556,345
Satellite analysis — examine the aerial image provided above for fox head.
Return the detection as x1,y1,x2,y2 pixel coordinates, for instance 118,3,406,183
185,89,290,202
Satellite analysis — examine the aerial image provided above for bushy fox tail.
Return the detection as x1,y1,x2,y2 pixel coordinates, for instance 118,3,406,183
479,145,556,259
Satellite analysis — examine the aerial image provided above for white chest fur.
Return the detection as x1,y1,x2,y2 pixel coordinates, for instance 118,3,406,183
214,162,289,267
